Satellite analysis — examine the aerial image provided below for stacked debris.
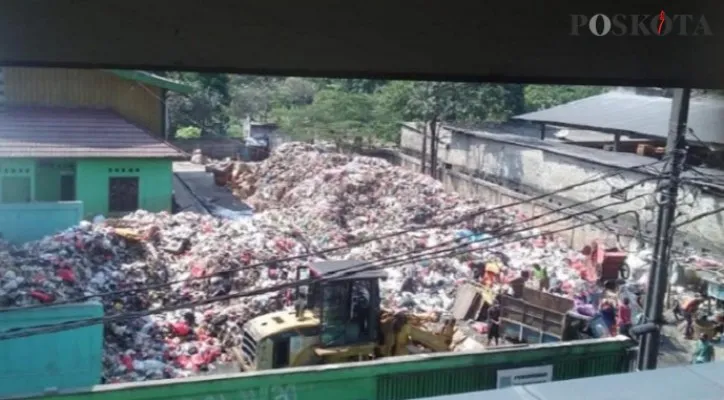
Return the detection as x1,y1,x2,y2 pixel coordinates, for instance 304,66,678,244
0,143,635,383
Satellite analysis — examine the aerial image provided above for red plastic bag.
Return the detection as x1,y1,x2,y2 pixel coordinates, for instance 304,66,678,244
30,290,54,303
171,322,191,337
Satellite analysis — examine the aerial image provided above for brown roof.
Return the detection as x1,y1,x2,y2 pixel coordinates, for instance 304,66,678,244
0,107,187,159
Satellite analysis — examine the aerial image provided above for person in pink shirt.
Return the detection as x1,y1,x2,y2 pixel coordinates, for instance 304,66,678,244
617,297,633,338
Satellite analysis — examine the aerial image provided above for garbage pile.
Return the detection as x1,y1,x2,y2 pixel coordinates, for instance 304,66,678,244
0,213,280,381
0,142,683,383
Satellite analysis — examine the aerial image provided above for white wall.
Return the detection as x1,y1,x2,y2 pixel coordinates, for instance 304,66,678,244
399,124,724,254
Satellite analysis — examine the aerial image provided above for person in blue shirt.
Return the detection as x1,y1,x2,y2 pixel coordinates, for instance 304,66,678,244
692,333,715,364
598,299,617,335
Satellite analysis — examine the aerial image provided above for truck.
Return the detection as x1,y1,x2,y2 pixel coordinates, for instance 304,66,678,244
499,286,610,344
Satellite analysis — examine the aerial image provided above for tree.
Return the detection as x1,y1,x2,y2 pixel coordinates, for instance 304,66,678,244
315,78,388,94
165,72,230,137
273,88,378,144
228,81,278,122
275,77,317,108
166,86,228,137
175,126,202,139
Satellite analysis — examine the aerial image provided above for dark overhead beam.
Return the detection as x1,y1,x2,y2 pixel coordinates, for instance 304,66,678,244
0,1,723,88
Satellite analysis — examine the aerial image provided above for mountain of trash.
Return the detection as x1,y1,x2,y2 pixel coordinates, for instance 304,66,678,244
0,142,620,383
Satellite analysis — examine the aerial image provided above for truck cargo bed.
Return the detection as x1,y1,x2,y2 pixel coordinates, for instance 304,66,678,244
499,288,575,342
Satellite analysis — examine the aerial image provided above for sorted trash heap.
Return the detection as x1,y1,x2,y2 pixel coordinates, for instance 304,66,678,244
0,142,618,384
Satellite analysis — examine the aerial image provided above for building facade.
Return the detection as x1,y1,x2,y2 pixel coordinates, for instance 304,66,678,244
0,68,190,241
399,122,724,254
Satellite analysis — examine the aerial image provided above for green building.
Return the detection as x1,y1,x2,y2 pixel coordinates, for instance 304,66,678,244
0,68,190,242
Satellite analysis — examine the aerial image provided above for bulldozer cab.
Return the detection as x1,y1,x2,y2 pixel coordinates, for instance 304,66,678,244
236,260,386,371
301,260,385,348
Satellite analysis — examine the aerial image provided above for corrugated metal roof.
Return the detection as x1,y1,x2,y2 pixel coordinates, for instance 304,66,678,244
444,125,724,180
0,107,186,159
513,92,724,146
107,70,194,94
420,362,724,400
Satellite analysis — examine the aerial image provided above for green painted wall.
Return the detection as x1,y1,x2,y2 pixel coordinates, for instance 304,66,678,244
0,159,35,203
0,202,83,243
27,337,635,400
76,159,173,218
35,160,75,201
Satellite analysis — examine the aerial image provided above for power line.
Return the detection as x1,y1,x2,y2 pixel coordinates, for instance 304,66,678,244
0,172,667,313
4,175,666,331
672,206,724,229
0,209,634,341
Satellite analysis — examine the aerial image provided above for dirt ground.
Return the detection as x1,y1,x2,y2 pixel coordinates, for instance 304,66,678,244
657,310,723,367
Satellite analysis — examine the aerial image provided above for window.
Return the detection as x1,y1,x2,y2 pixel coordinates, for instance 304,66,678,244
271,337,290,368
108,177,139,212
351,280,374,342
320,282,350,347
1,176,31,203
319,279,379,347
60,175,75,201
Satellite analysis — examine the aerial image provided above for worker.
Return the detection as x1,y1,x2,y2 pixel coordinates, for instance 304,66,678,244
487,301,502,346
482,262,500,287
532,264,547,280
469,261,485,282
636,292,644,309
692,333,715,364
682,294,704,339
599,299,616,336
617,297,633,338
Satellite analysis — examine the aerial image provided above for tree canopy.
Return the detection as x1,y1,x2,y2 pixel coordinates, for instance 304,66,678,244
165,73,607,143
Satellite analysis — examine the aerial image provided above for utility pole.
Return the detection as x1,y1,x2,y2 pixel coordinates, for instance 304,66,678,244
637,88,690,371
420,123,428,174
430,116,439,179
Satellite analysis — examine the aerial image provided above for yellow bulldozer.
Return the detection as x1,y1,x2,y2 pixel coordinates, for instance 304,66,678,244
232,260,480,372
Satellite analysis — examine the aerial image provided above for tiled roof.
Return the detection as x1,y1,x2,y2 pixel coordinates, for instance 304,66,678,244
513,91,724,146
0,107,187,159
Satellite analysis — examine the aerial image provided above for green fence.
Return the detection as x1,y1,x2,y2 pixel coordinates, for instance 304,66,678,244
0,201,83,243
24,337,635,400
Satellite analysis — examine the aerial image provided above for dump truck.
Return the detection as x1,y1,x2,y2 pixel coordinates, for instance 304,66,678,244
499,285,610,344
234,260,470,372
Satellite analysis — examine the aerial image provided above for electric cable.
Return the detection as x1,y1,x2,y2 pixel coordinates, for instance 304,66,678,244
672,206,724,229
0,209,634,341
0,178,665,333
0,172,667,313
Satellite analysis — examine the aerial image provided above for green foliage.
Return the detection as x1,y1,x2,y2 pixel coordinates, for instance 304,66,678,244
175,126,202,139
165,72,230,137
524,85,606,112
165,71,606,144
226,124,245,138
274,89,378,141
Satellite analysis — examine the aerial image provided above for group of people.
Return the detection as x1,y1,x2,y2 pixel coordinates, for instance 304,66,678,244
597,297,634,337
471,259,720,364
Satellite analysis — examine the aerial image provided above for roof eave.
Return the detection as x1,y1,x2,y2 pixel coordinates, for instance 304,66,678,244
108,70,194,94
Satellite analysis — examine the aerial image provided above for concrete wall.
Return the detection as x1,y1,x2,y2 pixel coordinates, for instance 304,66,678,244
399,124,724,254
0,201,83,243
395,153,619,250
171,138,244,160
